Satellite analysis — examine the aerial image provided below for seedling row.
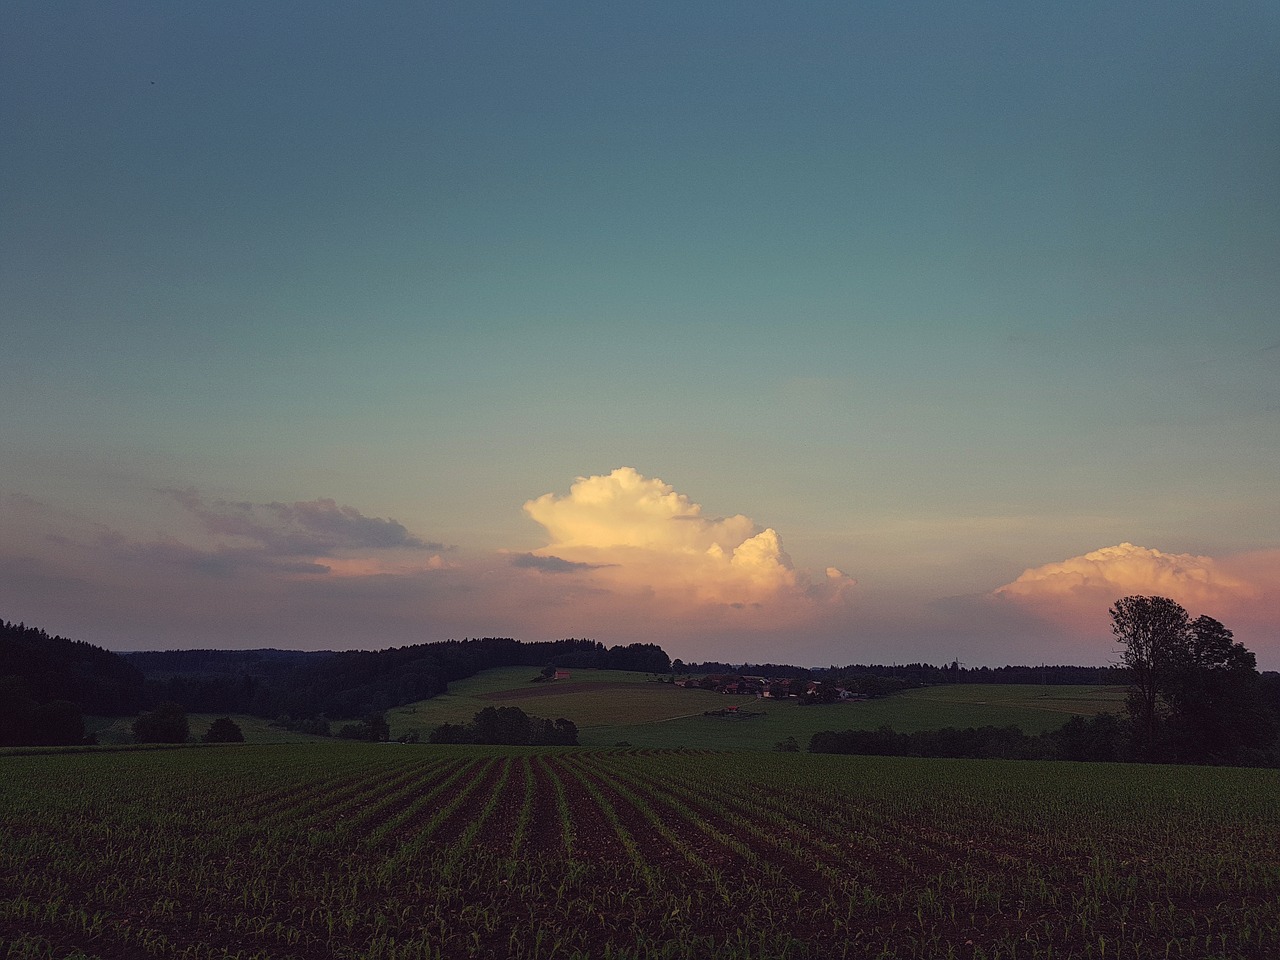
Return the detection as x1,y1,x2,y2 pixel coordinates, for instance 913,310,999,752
2,744,1277,959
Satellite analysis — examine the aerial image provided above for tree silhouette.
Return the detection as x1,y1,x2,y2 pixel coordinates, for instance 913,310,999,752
1164,616,1275,764
1112,597,1275,764
201,717,245,743
1110,596,1190,760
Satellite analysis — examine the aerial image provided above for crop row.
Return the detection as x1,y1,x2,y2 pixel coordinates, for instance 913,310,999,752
1,744,1278,959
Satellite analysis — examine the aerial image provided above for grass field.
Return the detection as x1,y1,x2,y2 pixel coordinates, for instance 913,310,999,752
2,742,1276,959
83,670,1124,753
385,668,1126,751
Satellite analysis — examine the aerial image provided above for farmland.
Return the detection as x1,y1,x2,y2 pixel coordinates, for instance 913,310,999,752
385,668,1127,751
80,668,1126,751
2,743,1277,959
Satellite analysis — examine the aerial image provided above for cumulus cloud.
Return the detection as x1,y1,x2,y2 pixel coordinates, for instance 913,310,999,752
991,543,1280,647
521,468,854,616
994,542,1258,608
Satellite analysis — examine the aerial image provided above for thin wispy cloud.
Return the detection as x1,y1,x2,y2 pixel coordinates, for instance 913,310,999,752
509,553,612,574
164,489,447,555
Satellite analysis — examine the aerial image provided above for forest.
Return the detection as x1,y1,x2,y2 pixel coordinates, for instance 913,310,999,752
0,621,666,745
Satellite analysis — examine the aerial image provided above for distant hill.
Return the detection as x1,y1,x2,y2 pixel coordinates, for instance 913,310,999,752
125,638,673,721
0,619,144,715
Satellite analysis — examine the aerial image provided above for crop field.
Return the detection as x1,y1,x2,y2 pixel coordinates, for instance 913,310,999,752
2,744,1277,960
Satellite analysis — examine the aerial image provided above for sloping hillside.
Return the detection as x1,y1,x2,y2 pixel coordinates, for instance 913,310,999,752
383,666,1126,750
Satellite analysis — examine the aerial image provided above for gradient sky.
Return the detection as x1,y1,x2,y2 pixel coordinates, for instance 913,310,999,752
3,2,1278,667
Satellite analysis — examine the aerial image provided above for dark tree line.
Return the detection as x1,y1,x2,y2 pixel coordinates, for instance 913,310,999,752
1,622,668,744
1,620,145,746
429,706,578,746
810,715,1128,762
684,661,814,679
685,658,1124,688
1,620,144,714
126,638,670,723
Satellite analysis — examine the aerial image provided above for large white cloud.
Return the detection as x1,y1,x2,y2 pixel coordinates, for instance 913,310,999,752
521,468,853,611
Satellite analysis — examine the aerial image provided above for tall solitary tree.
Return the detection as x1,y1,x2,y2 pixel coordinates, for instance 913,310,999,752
1111,597,1276,765
1110,595,1190,760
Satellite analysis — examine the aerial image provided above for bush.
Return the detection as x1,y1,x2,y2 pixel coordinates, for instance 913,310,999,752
201,717,245,743
133,702,190,744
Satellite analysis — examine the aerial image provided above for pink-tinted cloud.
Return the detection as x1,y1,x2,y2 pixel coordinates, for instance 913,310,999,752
13,475,1271,668
991,542,1280,658
4,489,451,586
2,475,859,656
0,489,458,648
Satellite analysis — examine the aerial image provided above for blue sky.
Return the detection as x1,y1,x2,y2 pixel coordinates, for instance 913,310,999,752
3,2,1278,665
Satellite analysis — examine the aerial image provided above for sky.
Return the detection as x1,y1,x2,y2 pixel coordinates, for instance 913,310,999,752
2,2,1278,667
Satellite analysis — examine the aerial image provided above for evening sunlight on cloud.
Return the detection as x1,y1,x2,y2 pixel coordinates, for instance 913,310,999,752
991,543,1280,646
521,468,855,613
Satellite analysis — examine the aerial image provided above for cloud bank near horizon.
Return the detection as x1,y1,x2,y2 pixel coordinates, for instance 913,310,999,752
992,542,1280,641
4,484,1278,667
0,473,858,656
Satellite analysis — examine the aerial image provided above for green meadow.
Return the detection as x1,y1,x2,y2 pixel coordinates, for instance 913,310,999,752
383,667,1124,751
84,669,1125,751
